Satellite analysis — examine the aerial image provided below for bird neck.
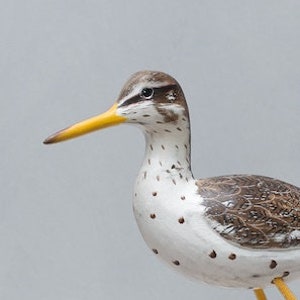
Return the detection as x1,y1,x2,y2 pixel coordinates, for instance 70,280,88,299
141,121,193,180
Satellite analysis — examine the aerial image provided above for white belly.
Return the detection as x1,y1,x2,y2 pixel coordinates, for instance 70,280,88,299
133,169,300,288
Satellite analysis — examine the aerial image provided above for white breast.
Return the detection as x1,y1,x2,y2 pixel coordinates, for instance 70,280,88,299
133,164,300,288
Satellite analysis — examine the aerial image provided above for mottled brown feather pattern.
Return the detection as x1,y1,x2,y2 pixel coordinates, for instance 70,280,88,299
118,71,177,100
196,175,300,249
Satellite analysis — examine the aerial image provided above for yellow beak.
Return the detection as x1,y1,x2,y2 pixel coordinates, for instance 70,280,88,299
43,103,127,144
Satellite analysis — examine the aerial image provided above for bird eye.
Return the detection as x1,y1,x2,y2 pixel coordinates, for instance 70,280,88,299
140,88,154,99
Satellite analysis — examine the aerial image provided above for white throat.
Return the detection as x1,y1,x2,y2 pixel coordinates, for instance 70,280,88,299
139,118,193,183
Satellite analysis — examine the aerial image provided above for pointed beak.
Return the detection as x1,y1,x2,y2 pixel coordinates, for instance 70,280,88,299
43,103,127,144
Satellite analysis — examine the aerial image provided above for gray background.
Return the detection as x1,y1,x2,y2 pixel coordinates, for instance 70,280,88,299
1,1,300,299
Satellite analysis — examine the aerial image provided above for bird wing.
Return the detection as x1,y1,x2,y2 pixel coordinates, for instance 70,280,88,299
196,175,300,249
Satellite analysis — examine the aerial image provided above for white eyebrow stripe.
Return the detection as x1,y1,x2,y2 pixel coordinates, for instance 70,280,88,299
118,81,172,106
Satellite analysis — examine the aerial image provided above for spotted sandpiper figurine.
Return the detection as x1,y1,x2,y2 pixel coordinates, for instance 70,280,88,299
44,71,300,300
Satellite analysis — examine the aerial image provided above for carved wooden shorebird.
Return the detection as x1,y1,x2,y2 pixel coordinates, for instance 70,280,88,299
44,71,300,300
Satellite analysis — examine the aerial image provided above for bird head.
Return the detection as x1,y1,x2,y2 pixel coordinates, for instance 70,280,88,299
44,71,189,144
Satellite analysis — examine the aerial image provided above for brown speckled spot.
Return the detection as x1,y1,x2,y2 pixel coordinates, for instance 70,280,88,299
164,129,171,133
178,217,185,224
172,179,176,185
228,253,236,260
209,250,217,258
152,192,157,196
175,145,179,149
148,158,151,165
150,144,153,151
143,171,147,179
156,175,160,181
171,164,176,169
134,193,137,197
150,214,156,219
184,144,188,149
161,145,165,150
181,196,186,200
176,127,182,131
252,274,260,278
172,260,180,266
152,249,158,254
143,114,150,117
270,260,277,269
159,161,163,166
283,271,290,277
177,160,181,165
156,121,163,124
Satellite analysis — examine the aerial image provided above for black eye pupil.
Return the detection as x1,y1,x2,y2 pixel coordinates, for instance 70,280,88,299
140,88,154,99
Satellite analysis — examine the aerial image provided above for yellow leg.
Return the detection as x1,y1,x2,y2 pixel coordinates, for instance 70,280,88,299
254,288,267,300
272,278,297,300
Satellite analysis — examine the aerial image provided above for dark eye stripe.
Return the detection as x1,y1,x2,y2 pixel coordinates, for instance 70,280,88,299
119,95,141,107
119,84,177,108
